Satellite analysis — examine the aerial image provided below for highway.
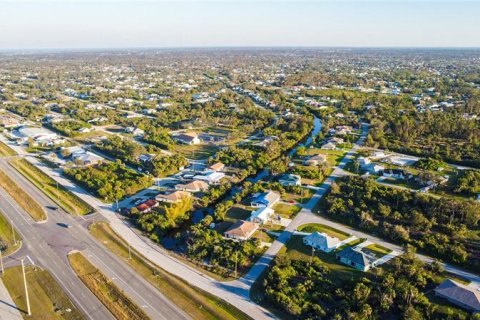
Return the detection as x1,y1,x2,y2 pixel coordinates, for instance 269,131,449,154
0,158,190,320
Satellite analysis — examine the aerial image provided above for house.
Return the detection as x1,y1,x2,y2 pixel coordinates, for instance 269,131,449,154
209,162,225,172
303,232,341,253
336,247,372,272
72,151,103,166
174,180,209,193
174,132,200,145
156,191,190,204
364,163,385,174
249,207,274,225
357,156,371,167
279,174,301,187
193,171,225,185
304,154,327,166
250,191,281,208
388,156,417,167
382,169,408,179
328,137,345,144
135,199,158,214
434,280,480,313
321,142,336,150
125,127,145,137
139,154,156,162
224,220,259,241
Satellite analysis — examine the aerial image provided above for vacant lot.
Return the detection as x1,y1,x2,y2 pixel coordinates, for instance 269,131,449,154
0,168,46,221
68,251,149,320
3,266,82,320
10,158,93,215
298,223,350,240
272,203,301,219
0,141,16,157
0,209,22,256
174,143,218,160
225,205,251,221
89,222,252,320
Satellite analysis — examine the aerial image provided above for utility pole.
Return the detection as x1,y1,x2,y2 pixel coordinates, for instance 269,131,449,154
116,199,119,212
11,220,16,245
128,243,131,260
0,249,4,275
56,181,59,203
234,250,238,277
21,259,31,316
310,246,315,265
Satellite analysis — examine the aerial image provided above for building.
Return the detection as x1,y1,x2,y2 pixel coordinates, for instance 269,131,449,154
193,171,225,185
279,174,302,187
224,220,259,241
321,142,336,150
72,151,103,166
304,154,327,166
156,191,190,204
303,232,341,253
135,199,158,213
434,280,480,313
336,247,372,272
363,163,385,174
249,207,274,225
174,180,209,193
250,191,281,208
174,132,200,145
15,126,58,146
209,162,225,172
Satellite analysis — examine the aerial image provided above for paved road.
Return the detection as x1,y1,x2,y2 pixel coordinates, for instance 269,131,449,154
0,159,190,320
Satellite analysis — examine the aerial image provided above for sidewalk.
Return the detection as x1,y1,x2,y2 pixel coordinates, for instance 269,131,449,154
0,279,23,320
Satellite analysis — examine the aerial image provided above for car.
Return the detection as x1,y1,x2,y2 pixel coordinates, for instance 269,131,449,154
57,223,72,229
46,205,58,210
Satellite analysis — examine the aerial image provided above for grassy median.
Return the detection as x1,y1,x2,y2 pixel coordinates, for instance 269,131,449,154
2,265,83,320
89,222,252,320
0,168,46,221
68,252,149,320
0,209,22,256
0,141,16,157
10,158,93,216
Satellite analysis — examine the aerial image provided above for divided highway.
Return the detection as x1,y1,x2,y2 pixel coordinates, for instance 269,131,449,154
0,158,190,320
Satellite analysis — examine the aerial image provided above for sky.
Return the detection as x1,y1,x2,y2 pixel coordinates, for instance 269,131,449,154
0,0,479,49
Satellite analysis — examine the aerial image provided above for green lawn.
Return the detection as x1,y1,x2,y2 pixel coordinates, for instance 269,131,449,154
68,251,149,320
272,203,301,219
252,229,276,243
362,243,392,258
282,188,314,204
89,222,252,320
10,158,93,215
0,168,46,221
173,143,218,160
298,223,350,240
0,141,16,157
2,266,83,320
0,209,22,256
304,148,348,166
281,235,365,285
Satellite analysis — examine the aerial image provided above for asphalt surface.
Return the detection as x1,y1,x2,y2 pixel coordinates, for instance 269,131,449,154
0,159,190,320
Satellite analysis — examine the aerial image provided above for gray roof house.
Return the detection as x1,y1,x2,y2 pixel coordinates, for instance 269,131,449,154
435,280,480,313
303,232,341,253
336,247,372,272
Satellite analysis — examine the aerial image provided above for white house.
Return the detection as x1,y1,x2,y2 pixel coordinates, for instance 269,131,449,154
303,232,341,253
193,170,225,185
250,191,281,208
174,132,200,145
249,207,274,225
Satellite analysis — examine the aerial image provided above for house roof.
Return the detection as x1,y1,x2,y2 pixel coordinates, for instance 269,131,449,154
279,174,301,183
336,247,370,267
304,232,340,248
249,207,274,222
176,180,209,191
224,220,258,239
435,280,480,311
209,162,225,171
156,190,190,202
251,191,280,206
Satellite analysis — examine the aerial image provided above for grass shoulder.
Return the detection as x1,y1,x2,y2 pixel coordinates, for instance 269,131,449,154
0,168,46,221
0,141,16,157
68,251,150,320
9,158,93,216
0,209,22,256
2,265,83,320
